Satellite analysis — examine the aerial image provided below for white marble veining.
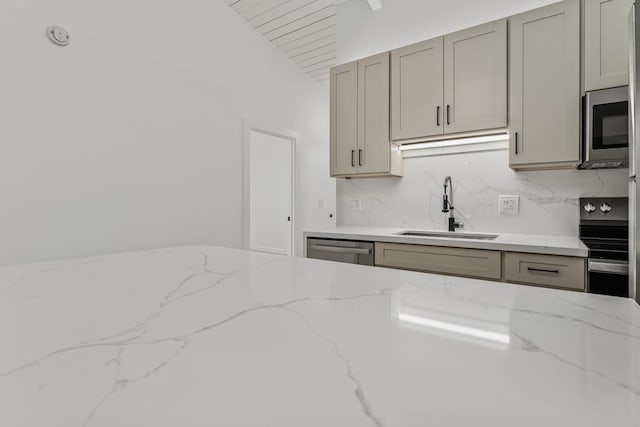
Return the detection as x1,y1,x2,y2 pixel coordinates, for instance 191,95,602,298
1,245,639,426
304,226,589,257
338,149,628,236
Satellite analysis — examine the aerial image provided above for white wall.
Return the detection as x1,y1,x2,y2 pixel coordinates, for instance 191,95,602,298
0,0,334,265
335,0,628,236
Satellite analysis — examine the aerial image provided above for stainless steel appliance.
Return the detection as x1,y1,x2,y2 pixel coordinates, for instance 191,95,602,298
579,197,629,297
306,238,374,266
580,86,629,169
629,3,640,303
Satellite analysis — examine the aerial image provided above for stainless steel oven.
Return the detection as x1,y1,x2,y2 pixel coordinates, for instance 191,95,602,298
580,86,629,169
579,197,629,297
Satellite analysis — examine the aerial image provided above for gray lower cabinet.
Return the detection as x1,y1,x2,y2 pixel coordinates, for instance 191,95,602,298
375,242,502,280
375,242,586,290
503,252,585,290
509,0,581,170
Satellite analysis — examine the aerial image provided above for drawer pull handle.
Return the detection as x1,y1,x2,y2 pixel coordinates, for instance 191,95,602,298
527,267,559,274
308,245,371,255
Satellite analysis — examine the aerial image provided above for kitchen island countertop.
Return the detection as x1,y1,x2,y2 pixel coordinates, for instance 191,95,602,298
1,245,638,426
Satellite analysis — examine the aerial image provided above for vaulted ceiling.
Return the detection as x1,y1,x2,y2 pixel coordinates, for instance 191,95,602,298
225,0,337,85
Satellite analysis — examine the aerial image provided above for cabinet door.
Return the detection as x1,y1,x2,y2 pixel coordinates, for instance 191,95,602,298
584,0,634,91
390,38,444,141
375,242,502,280
444,19,507,134
358,52,391,174
330,62,358,176
509,0,580,169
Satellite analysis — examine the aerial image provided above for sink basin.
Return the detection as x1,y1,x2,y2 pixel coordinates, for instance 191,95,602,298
394,230,499,240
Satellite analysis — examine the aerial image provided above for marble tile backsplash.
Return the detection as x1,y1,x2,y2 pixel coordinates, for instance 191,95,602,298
337,149,629,236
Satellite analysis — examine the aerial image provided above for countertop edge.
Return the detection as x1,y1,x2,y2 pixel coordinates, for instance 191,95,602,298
303,230,589,258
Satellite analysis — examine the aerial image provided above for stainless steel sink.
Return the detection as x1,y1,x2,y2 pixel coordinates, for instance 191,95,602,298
394,230,499,240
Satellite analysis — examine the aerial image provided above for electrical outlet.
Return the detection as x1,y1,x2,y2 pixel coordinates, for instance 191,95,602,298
345,198,361,211
499,195,520,215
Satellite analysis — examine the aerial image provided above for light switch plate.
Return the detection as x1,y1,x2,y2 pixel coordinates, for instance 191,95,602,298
499,195,520,215
345,198,361,211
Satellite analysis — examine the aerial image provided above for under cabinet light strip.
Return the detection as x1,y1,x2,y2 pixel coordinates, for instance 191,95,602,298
398,132,509,151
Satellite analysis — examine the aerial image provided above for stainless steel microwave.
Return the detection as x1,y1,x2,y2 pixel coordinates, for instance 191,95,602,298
580,85,629,169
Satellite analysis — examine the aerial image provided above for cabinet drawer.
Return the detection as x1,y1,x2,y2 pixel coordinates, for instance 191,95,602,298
503,252,585,290
375,243,501,280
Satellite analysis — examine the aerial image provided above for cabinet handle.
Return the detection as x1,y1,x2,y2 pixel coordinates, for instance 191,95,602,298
527,267,560,274
308,244,371,255
446,105,451,125
515,132,519,155
437,106,441,126
351,150,355,167
358,149,363,166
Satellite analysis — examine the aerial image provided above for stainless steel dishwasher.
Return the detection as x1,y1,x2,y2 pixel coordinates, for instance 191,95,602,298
306,238,374,266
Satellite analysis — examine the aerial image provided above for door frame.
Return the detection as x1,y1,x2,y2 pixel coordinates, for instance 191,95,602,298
243,121,298,256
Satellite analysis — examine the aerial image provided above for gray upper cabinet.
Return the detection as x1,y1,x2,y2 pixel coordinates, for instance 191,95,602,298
583,0,634,91
509,0,581,170
332,0,589,175
330,53,402,178
391,38,444,140
358,53,394,174
390,20,507,142
330,61,358,176
444,19,507,134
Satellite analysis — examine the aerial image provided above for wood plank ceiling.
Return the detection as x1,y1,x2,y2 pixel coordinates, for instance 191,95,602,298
225,0,336,84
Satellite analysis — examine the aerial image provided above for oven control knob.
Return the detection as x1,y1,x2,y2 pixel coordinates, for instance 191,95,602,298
584,202,596,213
600,202,612,214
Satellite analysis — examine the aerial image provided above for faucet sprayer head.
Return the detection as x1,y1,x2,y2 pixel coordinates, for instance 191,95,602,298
442,195,449,213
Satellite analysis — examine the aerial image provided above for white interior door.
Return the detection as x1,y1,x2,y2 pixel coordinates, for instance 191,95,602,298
249,130,293,255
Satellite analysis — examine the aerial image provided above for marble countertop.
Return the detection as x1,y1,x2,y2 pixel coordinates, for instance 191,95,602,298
304,226,589,257
1,245,638,426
